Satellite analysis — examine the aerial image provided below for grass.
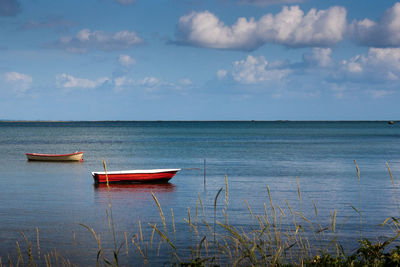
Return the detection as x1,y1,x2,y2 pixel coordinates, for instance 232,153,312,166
2,161,400,266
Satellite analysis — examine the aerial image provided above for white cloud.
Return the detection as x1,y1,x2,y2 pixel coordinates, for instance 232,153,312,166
349,3,400,47
231,55,290,84
367,89,394,99
49,29,144,53
341,56,363,74
177,11,258,50
112,75,193,93
118,54,135,67
76,29,90,41
238,0,305,6
347,62,363,73
4,72,32,94
339,48,400,81
114,0,135,5
140,77,160,87
176,6,347,50
217,69,228,79
113,76,135,91
217,47,400,98
56,73,109,89
303,48,333,67
114,76,129,87
23,17,76,30
178,78,192,86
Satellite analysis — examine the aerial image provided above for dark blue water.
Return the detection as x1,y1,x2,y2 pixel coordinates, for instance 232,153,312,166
0,121,399,264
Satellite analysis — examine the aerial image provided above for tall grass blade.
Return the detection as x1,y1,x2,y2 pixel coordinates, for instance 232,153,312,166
36,227,40,260
139,220,143,243
16,241,23,266
79,224,102,250
214,187,223,259
386,162,400,214
196,236,206,258
381,217,392,227
151,193,167,233
225,175,229,207
148,223,176,250
350,205,360,215
354,160,360,181
267,186,276,217
124,232,128,255
332,210,337,233
244,199,254,219
44,254,50,267
102,158,117,251
354,160,362,240
131,236,147,263
387,162,395,187
313,200,318,218
198,194,205,218
150,224,156,248
195,199,198,225
19,231,35,267
204,159,206,188
296,176,302,204
171,208,176,240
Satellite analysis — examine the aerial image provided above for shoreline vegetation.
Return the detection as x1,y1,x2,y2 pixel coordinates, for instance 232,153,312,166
2,161,400,266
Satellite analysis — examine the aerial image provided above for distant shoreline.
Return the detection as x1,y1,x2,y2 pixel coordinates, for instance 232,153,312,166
0,120,397,123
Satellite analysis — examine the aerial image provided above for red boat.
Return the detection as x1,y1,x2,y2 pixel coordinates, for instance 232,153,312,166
26,151,84,162
91,169,181,184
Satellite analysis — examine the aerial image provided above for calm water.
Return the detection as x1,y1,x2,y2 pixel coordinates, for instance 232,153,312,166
0,121,399,264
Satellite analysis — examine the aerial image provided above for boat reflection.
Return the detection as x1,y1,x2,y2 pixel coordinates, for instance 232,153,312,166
94,182,176,195
93,183,176,203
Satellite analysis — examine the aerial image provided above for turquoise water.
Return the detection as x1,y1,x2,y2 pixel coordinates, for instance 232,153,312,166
0,121,399,264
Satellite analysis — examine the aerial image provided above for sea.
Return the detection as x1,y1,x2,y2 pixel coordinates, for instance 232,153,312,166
0,121,399,265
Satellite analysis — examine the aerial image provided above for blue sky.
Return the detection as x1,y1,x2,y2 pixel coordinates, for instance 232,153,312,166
1,0,400,120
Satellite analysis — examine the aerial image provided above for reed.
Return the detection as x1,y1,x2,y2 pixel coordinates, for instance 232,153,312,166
36,227,40,260
125,163,400,266
387,162,400,214
354,159,363,240
3,229,77,267
5,162,400,266
75,158,125,267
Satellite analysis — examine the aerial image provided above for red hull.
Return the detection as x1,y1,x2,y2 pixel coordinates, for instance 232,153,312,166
92,169,179,184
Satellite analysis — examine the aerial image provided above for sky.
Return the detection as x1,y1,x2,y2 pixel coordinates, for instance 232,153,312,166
0,0,400,120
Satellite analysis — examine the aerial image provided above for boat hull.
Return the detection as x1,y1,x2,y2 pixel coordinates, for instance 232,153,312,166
26,152,84,162
92,169,180,184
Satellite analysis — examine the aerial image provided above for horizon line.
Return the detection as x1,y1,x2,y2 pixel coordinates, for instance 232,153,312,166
0,119,397,123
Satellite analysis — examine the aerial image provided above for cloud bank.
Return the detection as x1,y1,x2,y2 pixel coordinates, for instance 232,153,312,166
56,74,109,89
176,5,347,50
231,55,290,84
113,75,192,93
238,0,305,6
176,3,400,50
349,3,400,47
338,48,400,82
49,29,144,53
23,17,76,31
114,0,135,5
118,55,135,68
218,46,400,98
3,72,32,94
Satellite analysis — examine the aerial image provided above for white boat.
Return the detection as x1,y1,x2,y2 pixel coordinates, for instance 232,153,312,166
26,151,84,162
